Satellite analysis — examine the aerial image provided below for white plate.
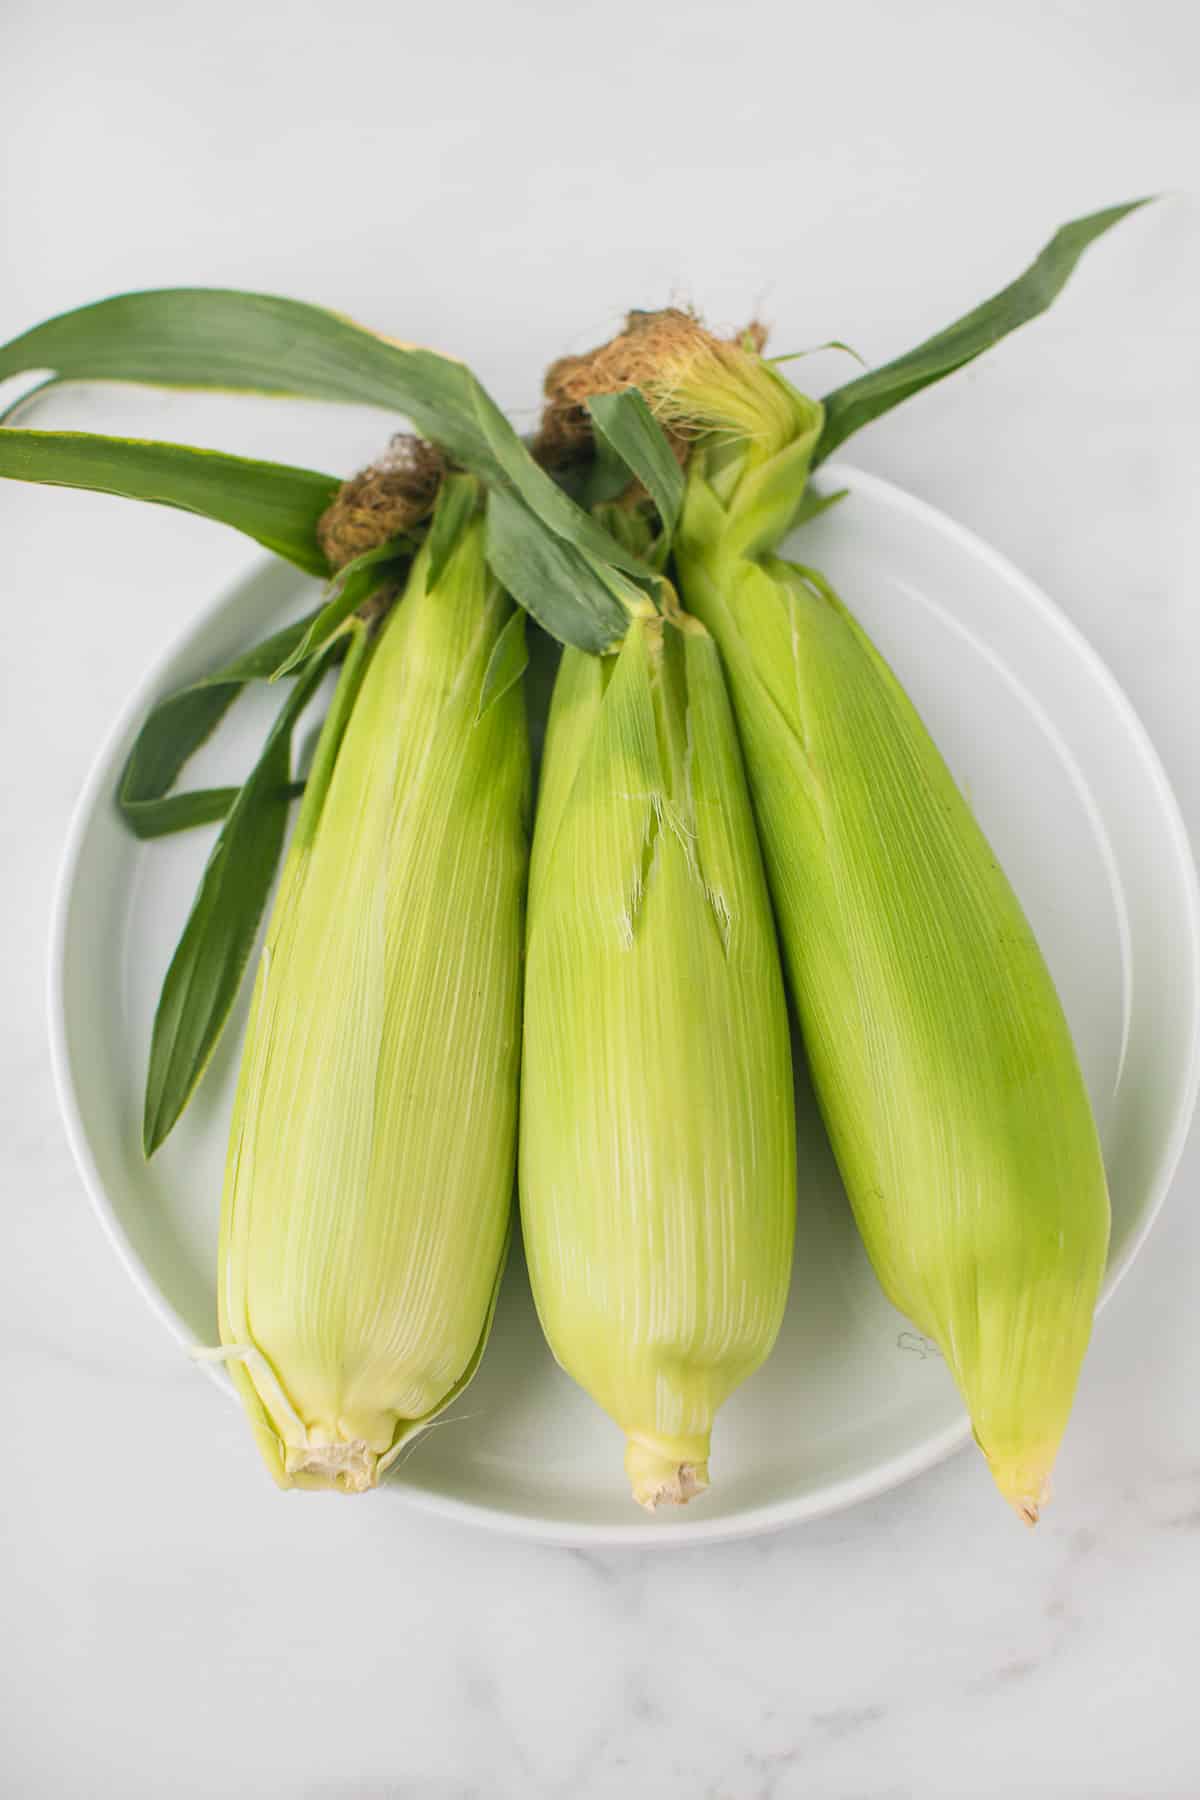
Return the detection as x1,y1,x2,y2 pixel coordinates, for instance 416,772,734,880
49,464,1200,1547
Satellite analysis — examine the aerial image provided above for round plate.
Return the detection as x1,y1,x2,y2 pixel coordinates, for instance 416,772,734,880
49,464,1200,1546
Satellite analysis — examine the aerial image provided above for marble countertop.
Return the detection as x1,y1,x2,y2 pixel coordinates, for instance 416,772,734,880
3,4,1199,1794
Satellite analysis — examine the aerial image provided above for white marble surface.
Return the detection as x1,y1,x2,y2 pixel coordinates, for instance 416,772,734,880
3,3,1200,1794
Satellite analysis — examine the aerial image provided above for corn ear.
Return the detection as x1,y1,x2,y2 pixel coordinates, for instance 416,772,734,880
519,609,796,1508
665,343,1110,1520
218,504,528,1491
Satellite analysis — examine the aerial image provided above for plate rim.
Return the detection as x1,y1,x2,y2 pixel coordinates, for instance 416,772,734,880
47,460,1200,1548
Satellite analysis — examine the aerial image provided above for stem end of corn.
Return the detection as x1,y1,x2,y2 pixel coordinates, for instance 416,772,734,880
625,1437,711,1511
282,1439,380,1494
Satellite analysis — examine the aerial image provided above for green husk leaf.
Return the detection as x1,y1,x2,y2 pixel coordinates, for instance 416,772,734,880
285,615,374,854
582,427,639,509
0,291,509,466
128,786,243,839
425,471,480,592
469,384,653,582
768,340,866,369
524,618,563,788
124,782,309,840
269,542,405,680
485,486,632,653
118,608,326,839
789,484,850,529
477,607,528,722
142,649,338,1154
585,389,684,540
815,199,1153,463
0,289,652,643
0,429,337,573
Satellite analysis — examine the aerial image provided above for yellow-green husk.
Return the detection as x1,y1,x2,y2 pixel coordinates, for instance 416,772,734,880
637,324,1110,1521
519,607,797,1508
217,509,528,1491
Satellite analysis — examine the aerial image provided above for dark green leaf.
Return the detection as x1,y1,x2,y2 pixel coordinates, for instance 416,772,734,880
524,620,563,792
0,288,496,430
123,782,306,840
0,429,337,573
0,288,654,592
485,487,632,654
142,650,332,1155
586,390,683,541
590,499,660,564
469,382,654,580
185,612,332,687
126,785,241,839
287,618,374,856
121,687,244,834
814,199,1154,465
270,542,405,679
425,471,480,592
476,609,528,722
118,609,325,838
583,429,638,510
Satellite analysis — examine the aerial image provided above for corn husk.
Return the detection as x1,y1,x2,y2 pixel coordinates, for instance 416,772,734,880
624,325,1111,1522
519,607,796,1508
217,506,528,1491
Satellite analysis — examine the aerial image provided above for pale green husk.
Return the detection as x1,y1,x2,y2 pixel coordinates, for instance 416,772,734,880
217,511,528,1491
519,608,796,1508
661,335,1111,1521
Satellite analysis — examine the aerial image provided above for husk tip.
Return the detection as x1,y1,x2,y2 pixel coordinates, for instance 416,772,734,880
987,1454,1055,1528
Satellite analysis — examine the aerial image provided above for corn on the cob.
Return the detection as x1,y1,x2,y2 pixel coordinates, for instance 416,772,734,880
519,606,796,1508
540,315,1111,1522
217,501,528,1491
